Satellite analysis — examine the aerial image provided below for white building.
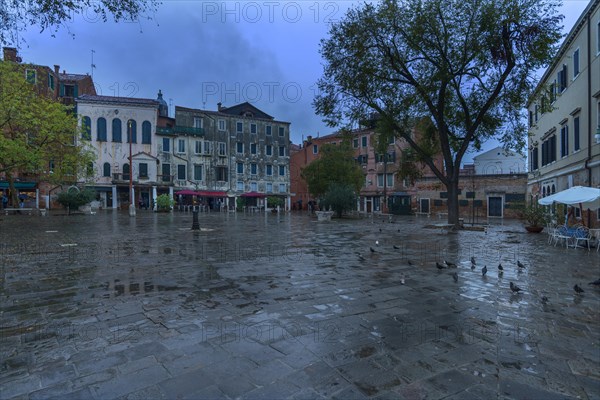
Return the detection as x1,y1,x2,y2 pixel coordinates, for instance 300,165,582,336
76,94,163,209
473,146,526,175
526,0,600,218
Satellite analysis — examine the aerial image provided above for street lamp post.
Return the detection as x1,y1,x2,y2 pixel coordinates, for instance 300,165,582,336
128,120,136,217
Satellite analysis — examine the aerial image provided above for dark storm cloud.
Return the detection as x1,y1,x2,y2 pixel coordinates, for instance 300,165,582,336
10,1,590,147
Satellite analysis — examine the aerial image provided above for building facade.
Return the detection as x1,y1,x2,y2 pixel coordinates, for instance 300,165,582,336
526,0,600,223
473,147,526,175
290,126,442,214
163,102,291,210
76,94,161,209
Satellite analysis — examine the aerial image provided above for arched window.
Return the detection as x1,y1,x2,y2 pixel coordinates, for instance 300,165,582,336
82,116,91,140
103,162,111,177
551,184,556,194
112,118,122,142
123,163,130,180
127,120,137,143
97,117,107,141
142,121,151,144
542,187,546,197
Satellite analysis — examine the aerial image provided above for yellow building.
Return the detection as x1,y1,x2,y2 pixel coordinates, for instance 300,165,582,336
527,0,600,224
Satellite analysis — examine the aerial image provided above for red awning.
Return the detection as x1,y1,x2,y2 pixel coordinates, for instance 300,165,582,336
196,191,227,197
176,190,227,197
241,191,267,198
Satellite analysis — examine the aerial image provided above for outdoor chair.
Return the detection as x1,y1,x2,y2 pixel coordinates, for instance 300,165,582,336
554,225,574,248
590,229,600,253
569,226,591,251
546,223,559,245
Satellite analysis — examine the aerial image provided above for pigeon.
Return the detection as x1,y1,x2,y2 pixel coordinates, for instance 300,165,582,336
588,279,600,286
370,247,376,253
452,272,458,283
445,260,457,268
510,281,522,293
517,260,526,269
393,245,400,250
379,228,382,232
498,263,503,271
482,265,487,276
471,256,476,265
574,284,585,294
407,260,414,266
436,262,447,270
375,240,380,246
541,296,549,304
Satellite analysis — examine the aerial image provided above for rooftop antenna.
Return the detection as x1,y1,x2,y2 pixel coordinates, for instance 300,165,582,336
91,49,96,79
169,98,173,117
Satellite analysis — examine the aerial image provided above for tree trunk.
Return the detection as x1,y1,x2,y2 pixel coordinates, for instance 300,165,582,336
6,174,19,207
446,179,461,228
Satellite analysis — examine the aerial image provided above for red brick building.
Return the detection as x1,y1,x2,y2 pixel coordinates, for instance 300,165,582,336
1,47,96,209
290,126,441,214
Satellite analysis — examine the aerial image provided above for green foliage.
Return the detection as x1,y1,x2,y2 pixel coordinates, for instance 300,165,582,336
267,196,284,208
321,183,357,218
156,194,174,210
517,203,549,227
301,140,363,198
313,0,562,225
0,61,96,205
0,0,160,46
56,188,95,213
236,197,246,212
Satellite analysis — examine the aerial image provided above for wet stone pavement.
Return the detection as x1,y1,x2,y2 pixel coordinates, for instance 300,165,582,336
0,211,599,400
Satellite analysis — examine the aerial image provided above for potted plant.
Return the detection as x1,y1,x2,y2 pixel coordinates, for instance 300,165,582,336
519,203,549,233
155,194,174,212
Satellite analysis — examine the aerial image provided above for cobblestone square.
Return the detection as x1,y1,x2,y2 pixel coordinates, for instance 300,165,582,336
1,211,599,399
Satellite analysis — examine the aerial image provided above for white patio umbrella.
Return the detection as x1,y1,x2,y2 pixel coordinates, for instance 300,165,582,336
538,186,600,207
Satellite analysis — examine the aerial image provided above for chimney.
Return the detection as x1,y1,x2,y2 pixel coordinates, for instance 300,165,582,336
54,65,60,75
3,47,18,62
217,102,222,111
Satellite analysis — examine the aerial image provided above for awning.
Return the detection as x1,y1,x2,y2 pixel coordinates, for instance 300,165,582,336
538,186,600,208
196,191,227,197
176,190,227,197
91,186,113,192
0,181,37,189
241,191,267,198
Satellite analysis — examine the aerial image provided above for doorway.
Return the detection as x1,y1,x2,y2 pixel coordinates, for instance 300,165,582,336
420,198,430,214
488,196,503,217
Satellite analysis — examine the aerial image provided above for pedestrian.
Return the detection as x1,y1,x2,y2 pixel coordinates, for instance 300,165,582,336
1,194,7,209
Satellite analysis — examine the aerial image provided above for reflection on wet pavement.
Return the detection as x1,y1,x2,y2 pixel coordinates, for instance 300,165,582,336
0,211,599,399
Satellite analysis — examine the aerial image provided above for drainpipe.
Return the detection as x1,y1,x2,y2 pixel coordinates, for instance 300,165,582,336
585,11,592,228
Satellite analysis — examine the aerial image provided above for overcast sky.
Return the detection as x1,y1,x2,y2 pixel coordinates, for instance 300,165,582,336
11,0,592,158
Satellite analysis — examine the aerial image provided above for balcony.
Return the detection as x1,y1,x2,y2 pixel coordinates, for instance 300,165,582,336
159,174,174,183
156,126,204,136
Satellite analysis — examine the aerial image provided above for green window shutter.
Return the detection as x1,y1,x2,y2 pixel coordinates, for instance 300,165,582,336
60,83,65,96
73,85,78,98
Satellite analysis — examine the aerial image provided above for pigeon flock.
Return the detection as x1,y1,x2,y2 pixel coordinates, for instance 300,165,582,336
362,236,598,303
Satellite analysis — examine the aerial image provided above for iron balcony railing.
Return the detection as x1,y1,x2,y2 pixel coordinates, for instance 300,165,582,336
156,126,204,136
